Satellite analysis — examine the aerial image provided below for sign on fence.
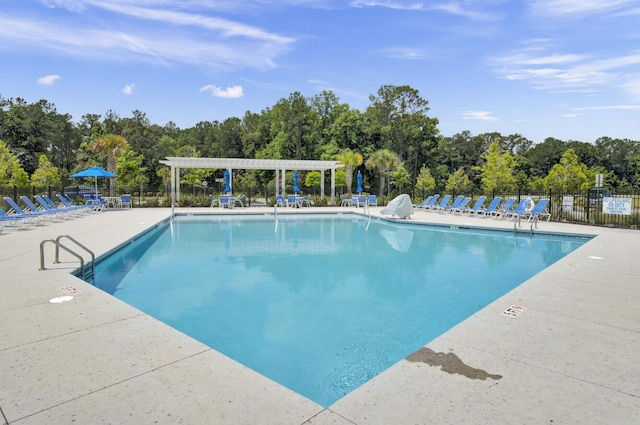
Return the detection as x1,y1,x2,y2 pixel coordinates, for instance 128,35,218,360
562,196,574,212
602,197,632,215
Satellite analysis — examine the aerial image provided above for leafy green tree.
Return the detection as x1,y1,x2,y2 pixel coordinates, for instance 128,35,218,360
336,149,363,197
305,171,321,194
544,148,589,192
526,137,567,178
445,168,473,195
365,148,399,197
390,162,411,194
0,140,29,187
116,145,146,193
479,142,517,194
93,134,127,195
414,165,436,199
31,154,62,189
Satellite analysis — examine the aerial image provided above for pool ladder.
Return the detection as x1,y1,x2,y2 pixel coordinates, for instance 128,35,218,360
40,235,95,281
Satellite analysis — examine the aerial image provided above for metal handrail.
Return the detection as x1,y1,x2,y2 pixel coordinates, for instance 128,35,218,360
40,235,95,280
40,240,86,279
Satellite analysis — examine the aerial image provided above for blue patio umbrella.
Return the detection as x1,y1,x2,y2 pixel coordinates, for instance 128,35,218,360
356,170,363,194
293,170,300,193
70,166,117,195
224,169,231,193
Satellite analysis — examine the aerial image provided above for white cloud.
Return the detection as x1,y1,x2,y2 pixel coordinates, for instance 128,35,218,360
492,45,640,98
383,47,426,60
461,111,498,121
37,74,61,85
530,0,638,17
572,105,640,111
122,83,135,95
199,85,244,98
0,1,293,71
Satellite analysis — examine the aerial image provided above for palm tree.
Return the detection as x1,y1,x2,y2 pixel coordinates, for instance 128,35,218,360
366,149,399,198
93,134,127,196
336,149,363,197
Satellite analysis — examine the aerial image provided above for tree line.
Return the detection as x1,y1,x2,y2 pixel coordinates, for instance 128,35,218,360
1,86,639,201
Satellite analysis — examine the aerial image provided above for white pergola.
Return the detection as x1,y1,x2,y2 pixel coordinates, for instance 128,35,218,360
159,157,345,209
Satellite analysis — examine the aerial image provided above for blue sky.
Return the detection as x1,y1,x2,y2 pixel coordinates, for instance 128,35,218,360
1,0,639,144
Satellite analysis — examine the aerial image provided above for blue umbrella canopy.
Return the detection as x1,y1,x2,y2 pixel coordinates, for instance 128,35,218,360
356,170,363,194
293,170,300,193
70,166,117,195
224,169,231,193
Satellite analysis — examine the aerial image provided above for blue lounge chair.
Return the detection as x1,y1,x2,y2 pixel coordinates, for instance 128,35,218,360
504,198,534,220
368,195,377,207
20,196,63,221
422,194,441,211
358,195,367,207
526,199,551,222
301,195,312,207
413,196,432,208
121,194,133,208
488,197,516,218
56,194,93,214
475,197,502,216
448,197,472,214
427,194,451,212
462,196,486,214
348,196,359,207
219,195,232,208
3,197,46,225
435,195,464,213
340,195,348,207
0,207,32,230
276,195,285,207
33,195,73,219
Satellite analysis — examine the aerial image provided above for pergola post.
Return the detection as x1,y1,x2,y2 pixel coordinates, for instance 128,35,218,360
170,165,176,215
330,168,335,206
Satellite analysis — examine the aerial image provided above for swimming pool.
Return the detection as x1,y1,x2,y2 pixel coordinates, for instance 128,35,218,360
90,213,589,407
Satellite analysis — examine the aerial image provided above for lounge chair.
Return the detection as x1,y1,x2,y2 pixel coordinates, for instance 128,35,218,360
83,194,105,212
302,195,312,207
37,195,79,216
368,195,377,207
20,196,63,221
120,194,132,208
33,195,75,219
413,196,432,208
0,207,32,230
276,195,285,207
219,195,232,208
462,196,486,214
340,195,348,207
287,195,301,208
56,194,93,214
427,194,451,212
447,197,472,214
434,195,464,213
358,195,367,206
348,196,359,207
474,197,502,216
232,195,245,208
503,198,534,220
489,197,516,218
525,199,551,222
3,197,46,225
422,194,441,211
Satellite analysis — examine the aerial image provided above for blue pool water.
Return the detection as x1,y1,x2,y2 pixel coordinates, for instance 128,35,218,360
91,214,589,407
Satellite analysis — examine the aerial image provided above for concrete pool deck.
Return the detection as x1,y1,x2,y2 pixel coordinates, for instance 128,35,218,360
1,206,638,424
